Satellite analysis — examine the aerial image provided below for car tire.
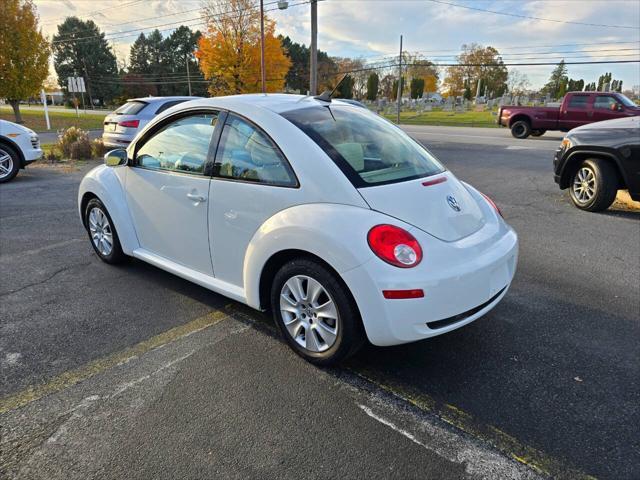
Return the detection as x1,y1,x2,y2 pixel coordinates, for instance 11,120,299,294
510,120,531,139
271,258,364,365
531,129,546,137
0,144,21,183
569,158,618,212
84,198,127,263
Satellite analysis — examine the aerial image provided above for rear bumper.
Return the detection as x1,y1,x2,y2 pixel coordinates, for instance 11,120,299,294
103,132,133,148
342,220,518,346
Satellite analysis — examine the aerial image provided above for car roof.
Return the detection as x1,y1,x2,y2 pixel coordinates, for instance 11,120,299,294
175,94,356,115
126,96,201,104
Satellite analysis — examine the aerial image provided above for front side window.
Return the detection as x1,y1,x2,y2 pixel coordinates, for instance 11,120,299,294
615,94,636,107
282,105,444,187
135,113,218,175
568,95,589,109
214,114,297,187
593,96,619,110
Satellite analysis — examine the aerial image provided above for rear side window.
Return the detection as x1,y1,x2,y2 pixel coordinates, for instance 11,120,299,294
214,115,297,187
282,105,444,187
155,100,187,115
115,101,147,115
568,96,589,109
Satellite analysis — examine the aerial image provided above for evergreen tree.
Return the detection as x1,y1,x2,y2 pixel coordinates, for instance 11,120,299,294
540,60,568,100
52,17,119,106
410,78,425,99
366,73,379,101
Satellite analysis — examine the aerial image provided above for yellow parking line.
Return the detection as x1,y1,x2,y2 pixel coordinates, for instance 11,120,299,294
351,367,598,480
0,309,230,415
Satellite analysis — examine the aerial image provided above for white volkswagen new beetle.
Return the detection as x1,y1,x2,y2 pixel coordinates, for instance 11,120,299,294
78,94,518,364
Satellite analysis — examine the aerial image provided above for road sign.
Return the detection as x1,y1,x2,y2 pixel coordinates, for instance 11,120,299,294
67,76,86,93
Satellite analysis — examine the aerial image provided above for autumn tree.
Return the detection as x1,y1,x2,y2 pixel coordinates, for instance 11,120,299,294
443,44,507,98
197,0,291,95
506,70,530,96
0,0,50,123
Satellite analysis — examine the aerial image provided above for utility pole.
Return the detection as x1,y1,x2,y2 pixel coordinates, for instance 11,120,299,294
260,0,266,94
186,54,192,96
310,0,318,95
82,59,95,109
396,35,403,124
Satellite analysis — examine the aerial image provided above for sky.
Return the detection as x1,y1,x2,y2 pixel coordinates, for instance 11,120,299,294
33,0,640,92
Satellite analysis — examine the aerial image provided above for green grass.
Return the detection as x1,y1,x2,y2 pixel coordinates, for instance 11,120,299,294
0,108,104,132
382,108,499,127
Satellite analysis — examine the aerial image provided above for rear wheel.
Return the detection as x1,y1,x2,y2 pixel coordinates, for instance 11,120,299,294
569,158,618,212
531,129,546,137
510,120,531,139
84,198,126,263
0,144,20,183
271,258,363,365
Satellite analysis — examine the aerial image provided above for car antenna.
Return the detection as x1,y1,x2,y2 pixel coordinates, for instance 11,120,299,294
314,74,351,103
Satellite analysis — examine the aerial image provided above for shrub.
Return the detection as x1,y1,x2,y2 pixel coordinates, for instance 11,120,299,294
58,126,89,158
69,137,93,160
92,138,108,158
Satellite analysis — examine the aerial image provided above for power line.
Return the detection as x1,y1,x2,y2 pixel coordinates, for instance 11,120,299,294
42,0,147,26
51,0,305,45
424,0,640,30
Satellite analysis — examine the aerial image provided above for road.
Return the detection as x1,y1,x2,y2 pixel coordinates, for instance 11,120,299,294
1,126,638,479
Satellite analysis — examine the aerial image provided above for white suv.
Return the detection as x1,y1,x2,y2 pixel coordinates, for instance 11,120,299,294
0,119,42,183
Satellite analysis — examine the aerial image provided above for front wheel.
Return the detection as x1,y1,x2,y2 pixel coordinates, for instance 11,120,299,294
569,159,618,212
0,144,20,183
84,198,126,263
271,258,364,365
510,120,531,139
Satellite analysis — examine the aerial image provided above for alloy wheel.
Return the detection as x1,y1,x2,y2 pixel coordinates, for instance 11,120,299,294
0,149,13,180
279,275,339,353
88,207,114,256
572,167,596,204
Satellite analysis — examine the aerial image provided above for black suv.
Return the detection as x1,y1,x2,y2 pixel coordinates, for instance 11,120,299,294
554,116,639,211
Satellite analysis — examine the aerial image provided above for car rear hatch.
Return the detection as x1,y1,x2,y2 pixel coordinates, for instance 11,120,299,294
104,100,148,134
357,171,486,242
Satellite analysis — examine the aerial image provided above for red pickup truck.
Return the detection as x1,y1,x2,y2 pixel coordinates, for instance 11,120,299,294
497,92,640,138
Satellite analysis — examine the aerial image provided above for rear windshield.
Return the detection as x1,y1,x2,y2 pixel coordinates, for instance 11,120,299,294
115,101,148,115
281,105,444,187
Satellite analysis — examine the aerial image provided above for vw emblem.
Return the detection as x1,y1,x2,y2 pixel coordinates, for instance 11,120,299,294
447,195,461,212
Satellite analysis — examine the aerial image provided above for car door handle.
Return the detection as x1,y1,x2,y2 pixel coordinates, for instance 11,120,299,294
186,193,207,203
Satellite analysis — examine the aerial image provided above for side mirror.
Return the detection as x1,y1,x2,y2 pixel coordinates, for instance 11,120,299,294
104,149,128,167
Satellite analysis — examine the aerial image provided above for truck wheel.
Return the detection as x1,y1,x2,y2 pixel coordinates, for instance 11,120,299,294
569,158,618,212
0,144,20,183
531,129,546,137
510,120,531,139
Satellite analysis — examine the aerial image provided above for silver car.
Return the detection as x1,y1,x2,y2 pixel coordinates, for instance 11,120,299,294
102,96,200,148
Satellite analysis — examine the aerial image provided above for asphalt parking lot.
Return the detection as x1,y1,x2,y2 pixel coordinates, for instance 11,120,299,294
1,126,638,479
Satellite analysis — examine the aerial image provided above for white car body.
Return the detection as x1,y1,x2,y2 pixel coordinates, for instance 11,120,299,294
78,94,518,350
0,119,42,181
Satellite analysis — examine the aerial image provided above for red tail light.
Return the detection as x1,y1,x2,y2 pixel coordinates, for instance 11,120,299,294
118,119,139,128
480,192,502,217
367,224,423,268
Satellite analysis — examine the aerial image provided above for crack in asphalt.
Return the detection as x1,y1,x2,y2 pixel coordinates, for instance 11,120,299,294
0,262,91,297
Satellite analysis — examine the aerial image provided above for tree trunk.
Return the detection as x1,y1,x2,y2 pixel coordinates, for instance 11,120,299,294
8,100,23,124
